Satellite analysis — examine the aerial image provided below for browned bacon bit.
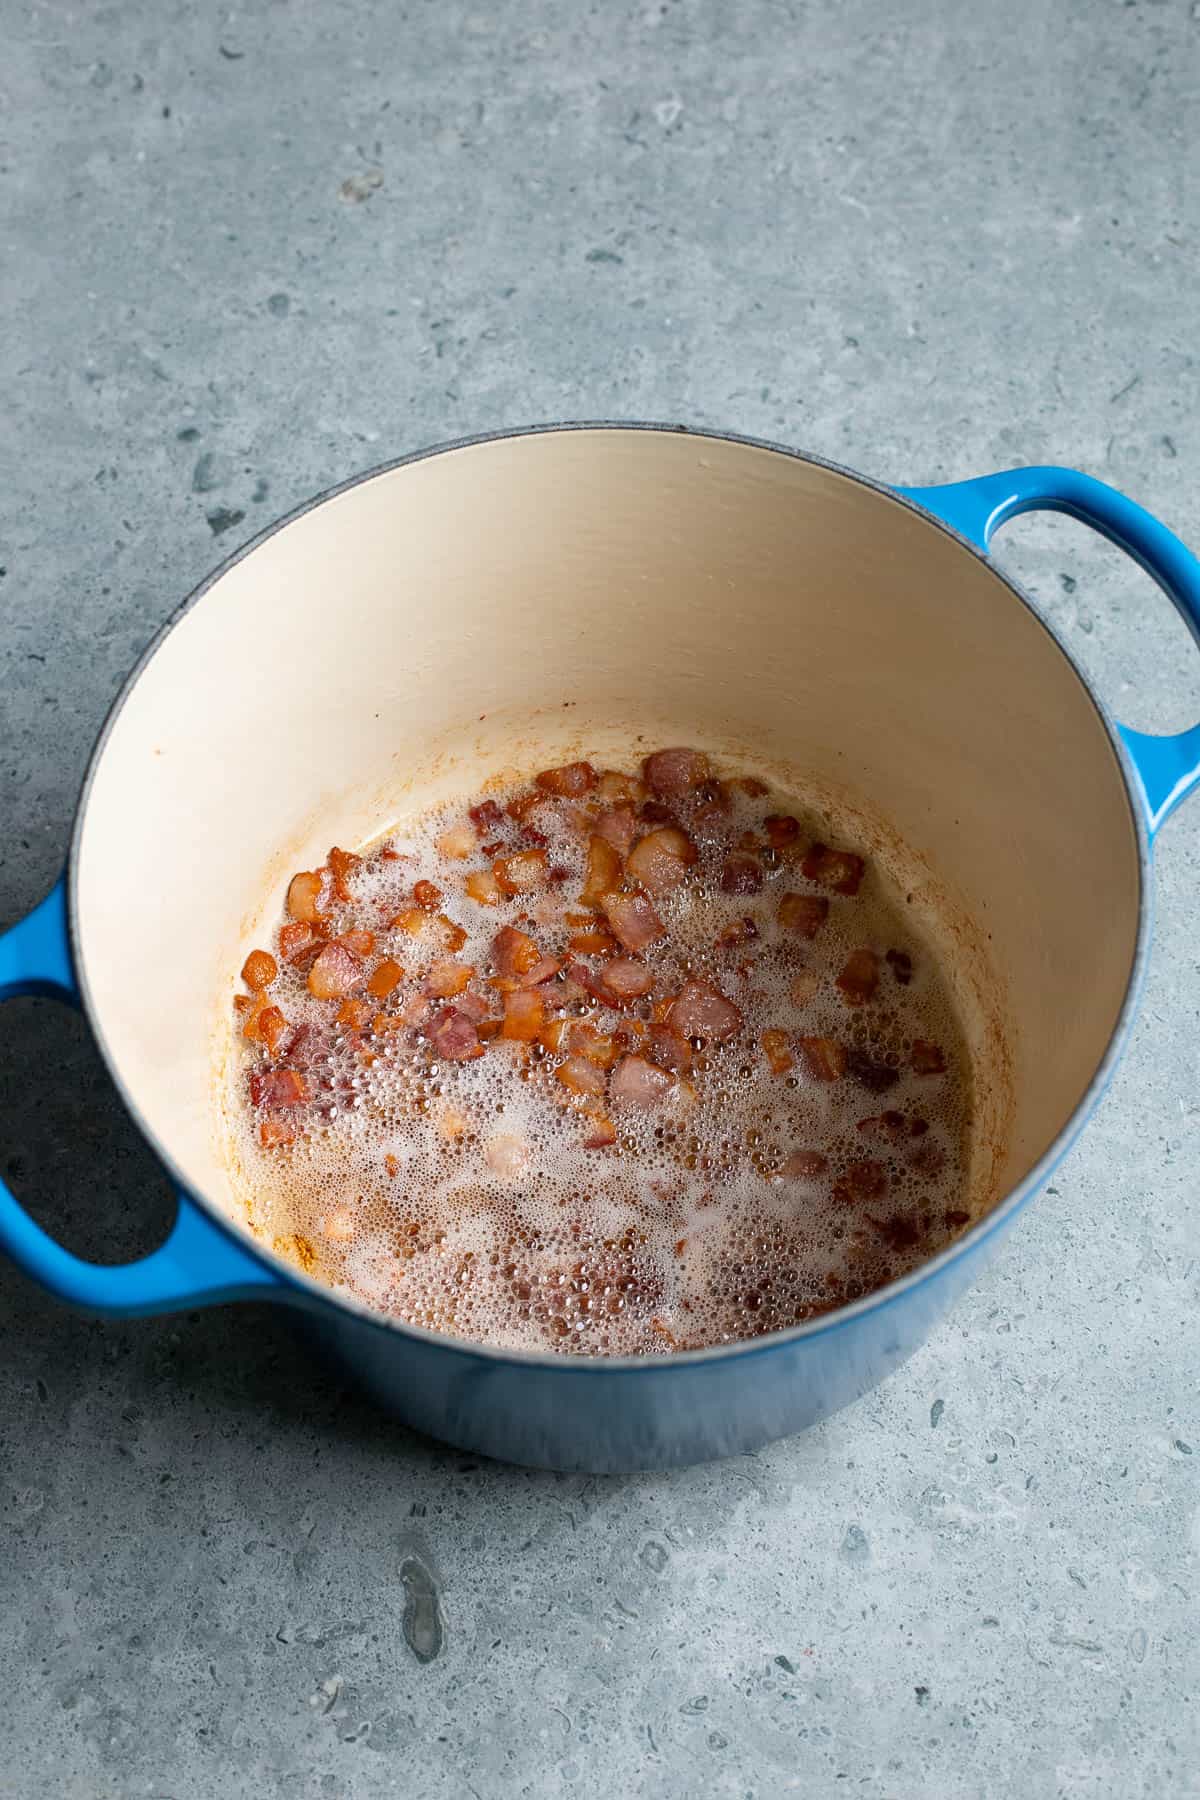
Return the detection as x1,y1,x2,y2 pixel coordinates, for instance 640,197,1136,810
911,1039,946,1075
598,956,655,1003
307,942,365,1000
455,988,493,1024
505,789,541,822
639,799,677,826
836,948,880,1005
379,846,401,862
287,870,325,923
279,1022,312,1064
413,879,443,911
241,949,277,991
427,958,474,999
279,921,321,966
368,957,404,999
610,1054,674,1108
667,978,743,1043
908,1139,946,1178
580,835,624,908
650,1317,679,1348
790,970,819,1007
534,760,597,796
336,998,372,1032
944,1208,971,1229
720,853,764,895
259,1114,297,1150
569,927,618,958
832,1158,888,1205
479,839,504,858
493,925,542,978
886,948,913,985
761,1029,794,1075
778,892,829,937
715,916,758,951
328,845,361,902
601,889,664,953
596,769,639,803
520,825,549,849
256,1007,287,1055
502,988,544,1041
336,928,376,958
392,907,426,936
693,779,730,820
465,868,503,907
249,1068,308,1108
385,1152,400,1176
493,849,549,895
556,1054,606,1100
868,1212,923,1252
584,1117,618,1149
797,1036,847,1081
764,814,800,848
845,1049,899,1093
779,1149,828,1180
469,799,503,836
646,1025,692,1073
429,1006,484,1061
628,827,698,896
734,776,769,797
643,747,711,796
594,806,637,856
857,1110,909,1142
801,842,865,895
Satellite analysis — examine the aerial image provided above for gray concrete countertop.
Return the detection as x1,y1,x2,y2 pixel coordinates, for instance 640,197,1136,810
2,2,1198,1795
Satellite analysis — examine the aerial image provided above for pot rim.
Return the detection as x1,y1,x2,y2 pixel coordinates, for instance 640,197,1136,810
68,421,1153,1371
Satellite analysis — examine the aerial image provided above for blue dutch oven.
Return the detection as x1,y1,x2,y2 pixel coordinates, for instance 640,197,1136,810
1,427,1197,1471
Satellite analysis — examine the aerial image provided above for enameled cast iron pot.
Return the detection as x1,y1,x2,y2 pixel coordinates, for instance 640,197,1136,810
3,427,1199,1472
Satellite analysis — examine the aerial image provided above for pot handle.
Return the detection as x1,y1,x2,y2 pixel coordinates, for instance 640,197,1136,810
896,466,1200,837
0,877,285,1316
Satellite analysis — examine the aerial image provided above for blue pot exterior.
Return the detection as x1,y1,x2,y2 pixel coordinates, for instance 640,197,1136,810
4,436,1200,1471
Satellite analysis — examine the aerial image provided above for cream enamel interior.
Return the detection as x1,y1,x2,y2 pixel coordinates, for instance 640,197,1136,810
74,429,1141,1257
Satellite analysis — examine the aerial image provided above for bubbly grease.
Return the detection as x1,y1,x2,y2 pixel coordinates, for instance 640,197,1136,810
227,754,974,1354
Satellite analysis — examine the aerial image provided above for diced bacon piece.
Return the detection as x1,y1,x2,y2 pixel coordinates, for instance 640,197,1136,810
249,1068,308,1108
287,870,324,923
257,1007,286,1058
886,948,913,985
650,1317,679,1348
401,992,432,1028
601,890,664,953
734,776,769,797
569,928,618,958
646,1026,692,1073
259,1114,297,1150
555,1055,606,1100
715,916,758,951
336,998,372,1031
429,1007,484,1061
856,1110,910,1143
469,799,503,836
801,842,865,895
427,958,474,999
493,849,548,895
279,1022,312,1064
836,948,880,1006
522,955,562,986
639,799,677,826
912,1039,947,1075
692,778,730,822
328,845,361,902
908,1138,946,1178
667,978,743,1044
465,868,503,907
580,835,624,908
485,1132,530,1180
610,1054,674,1108
594,806,638,856
492,925,542,978
599,957,655,1002
392,907,427,936
279,921,321,966
944,1208,971,1230
846,1049,899,1093
761,1029,794,1075
832,1159,888,1206
379,846,402,862
368,957,404,999
504,789,542,823
241,948,277,991
779,1149,828,1180
628,827,698,896
779,892,829,937
336,928,376,958
436,823,476,860
583,1117,618,1150
431,915,465,953
455,988,492,1023
307,942,365,1000
413,879,443,911
502,988,544,1040
720,853,763,894
575,1025,619,1068
796,1036,847,1081
790,971,820,1007
534,760,596,796
868,1212,923,1252
764,814,800,848
642,747,711,796
596,769,638,803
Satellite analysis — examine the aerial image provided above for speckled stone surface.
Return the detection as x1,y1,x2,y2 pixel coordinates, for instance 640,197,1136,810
2,2,1198,1795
